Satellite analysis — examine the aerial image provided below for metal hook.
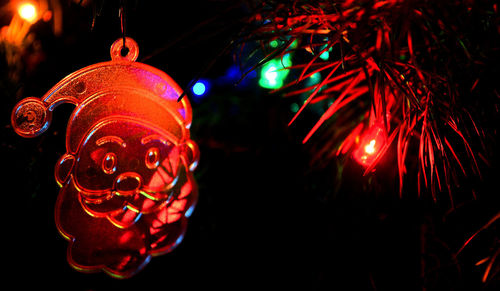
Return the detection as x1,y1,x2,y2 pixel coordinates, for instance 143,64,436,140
119,0,127,55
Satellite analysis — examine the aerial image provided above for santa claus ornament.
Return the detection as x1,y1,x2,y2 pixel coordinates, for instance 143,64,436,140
11,38,199,278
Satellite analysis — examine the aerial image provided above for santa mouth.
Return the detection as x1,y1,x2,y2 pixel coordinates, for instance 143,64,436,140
76,160,181,199
77,167,181,219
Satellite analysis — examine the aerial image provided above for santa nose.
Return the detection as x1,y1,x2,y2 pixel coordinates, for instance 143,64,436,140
115,173,142,195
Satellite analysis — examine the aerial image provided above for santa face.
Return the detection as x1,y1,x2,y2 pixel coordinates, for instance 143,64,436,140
74,118,181,200
54,116,197,221
53,117,198,278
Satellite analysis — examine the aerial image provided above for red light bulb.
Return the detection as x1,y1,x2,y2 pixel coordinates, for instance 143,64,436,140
353,123,387,167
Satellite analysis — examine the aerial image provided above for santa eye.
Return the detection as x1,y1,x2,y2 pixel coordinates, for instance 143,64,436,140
145,147,160,169
102,152,117,174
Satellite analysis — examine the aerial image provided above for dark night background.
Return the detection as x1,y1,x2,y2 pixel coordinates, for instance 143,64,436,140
1,1,499,290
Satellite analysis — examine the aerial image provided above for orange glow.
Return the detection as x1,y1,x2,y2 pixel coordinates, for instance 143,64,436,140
353,123,387,167
18,2,38,23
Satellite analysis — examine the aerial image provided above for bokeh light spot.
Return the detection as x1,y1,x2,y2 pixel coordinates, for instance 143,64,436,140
18,2,37,23
192,82,206,96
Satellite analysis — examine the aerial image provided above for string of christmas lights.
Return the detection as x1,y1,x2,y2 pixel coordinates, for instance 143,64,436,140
237,0,499,203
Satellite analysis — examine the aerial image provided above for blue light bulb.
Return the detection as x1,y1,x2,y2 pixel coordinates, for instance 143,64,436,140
192,82,206,96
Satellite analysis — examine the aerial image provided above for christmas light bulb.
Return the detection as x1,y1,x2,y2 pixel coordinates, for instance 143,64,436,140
191,80,210,103
364,139,377,155
353,123,387,167
258,55,292,89
18,2,37,23
265,66,278,85
192,82,206,96
319,51,329,60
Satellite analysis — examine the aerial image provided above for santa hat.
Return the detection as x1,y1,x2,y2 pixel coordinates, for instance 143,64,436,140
12,38,192,154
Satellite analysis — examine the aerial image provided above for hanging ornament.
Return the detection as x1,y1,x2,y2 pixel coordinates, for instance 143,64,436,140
11,37,199,278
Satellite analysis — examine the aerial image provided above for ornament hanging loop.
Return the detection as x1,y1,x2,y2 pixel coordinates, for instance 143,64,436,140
110,37,139,61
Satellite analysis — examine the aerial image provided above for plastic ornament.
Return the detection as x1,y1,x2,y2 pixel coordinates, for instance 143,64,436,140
11,37,199,278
